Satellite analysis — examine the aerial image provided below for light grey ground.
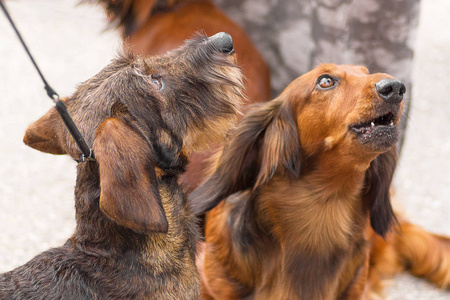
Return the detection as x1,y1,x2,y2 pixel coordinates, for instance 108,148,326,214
0,0,448,299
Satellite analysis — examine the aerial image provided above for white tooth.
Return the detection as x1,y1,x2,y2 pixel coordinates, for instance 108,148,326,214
390,121,394,126
371,122,375,127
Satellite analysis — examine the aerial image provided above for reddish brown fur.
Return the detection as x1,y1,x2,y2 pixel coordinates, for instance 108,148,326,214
190,64,450,299
0,34,244,299
368,219,450,297
94,0,271,190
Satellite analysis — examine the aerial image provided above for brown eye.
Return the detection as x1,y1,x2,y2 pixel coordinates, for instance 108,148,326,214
151,74,164,90
317,75,337,90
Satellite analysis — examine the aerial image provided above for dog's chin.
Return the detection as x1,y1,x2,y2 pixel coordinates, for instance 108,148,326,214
351,124,399,152
349,109,400,152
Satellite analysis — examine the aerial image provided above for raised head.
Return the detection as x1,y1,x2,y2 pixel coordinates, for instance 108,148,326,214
24,33,244,234
191,63,404,236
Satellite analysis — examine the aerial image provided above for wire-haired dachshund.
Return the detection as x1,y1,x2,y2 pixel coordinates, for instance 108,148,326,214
0,32,244,299
190,64,450,299
91,0,272,190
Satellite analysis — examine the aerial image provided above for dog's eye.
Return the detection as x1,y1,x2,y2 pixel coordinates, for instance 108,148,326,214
317,75,337,90
151,74,164,90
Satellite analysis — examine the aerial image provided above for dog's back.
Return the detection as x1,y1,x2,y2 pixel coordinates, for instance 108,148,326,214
1,246,93,299
368,218,450,296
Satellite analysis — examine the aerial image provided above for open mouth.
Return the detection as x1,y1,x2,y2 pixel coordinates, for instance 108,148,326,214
349,112,399,150
350,112,395,135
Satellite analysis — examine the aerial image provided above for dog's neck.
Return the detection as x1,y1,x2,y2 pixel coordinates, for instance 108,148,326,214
233,159,370,299
70,162,195,257
70,162,146,254
259,159,367,253
58,161,200,297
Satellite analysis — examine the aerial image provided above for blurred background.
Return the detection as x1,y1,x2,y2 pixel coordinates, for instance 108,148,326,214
0,0,448,299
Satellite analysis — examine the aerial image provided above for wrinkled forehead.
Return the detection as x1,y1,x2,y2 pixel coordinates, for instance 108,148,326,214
281,64,374,105
291,63,370,91
144,55,173,69
313,63,370,78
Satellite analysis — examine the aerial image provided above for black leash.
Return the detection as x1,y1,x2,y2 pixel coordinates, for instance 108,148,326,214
1,0,94,162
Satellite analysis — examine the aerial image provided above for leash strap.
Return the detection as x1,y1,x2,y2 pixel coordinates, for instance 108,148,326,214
1,0,94,162
55,101,95,162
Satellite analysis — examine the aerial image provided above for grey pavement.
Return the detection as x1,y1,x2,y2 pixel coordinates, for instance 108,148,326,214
0,0,449,299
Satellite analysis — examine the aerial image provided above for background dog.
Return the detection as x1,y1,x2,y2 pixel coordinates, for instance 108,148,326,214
92,0,271,190
190,64,450,299
0,33,243,299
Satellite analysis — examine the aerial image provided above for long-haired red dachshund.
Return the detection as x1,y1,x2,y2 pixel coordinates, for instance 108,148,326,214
92,0,271,190
190,64,450,299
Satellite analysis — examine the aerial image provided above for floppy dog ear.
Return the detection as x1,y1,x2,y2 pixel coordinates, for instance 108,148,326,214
23,106,67,155
364,147,398,237
94,117,168,233
190,97,301,215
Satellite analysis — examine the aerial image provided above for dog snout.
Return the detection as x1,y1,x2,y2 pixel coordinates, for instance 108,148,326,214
375,79,406,104
209,32,235,54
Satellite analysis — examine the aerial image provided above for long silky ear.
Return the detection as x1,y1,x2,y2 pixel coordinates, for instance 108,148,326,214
190,97,301,216
364,147,398,237
94,117,168,233
23,106,67,155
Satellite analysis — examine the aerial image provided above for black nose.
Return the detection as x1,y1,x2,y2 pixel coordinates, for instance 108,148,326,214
375,79,406,104
209,32,234,54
